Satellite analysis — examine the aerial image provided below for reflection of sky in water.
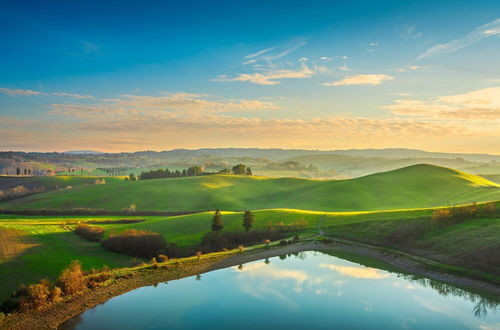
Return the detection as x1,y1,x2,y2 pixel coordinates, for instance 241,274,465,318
63,251,500,330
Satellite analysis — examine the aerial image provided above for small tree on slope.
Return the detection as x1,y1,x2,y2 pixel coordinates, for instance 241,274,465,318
243,210,254,232
212,208,224,232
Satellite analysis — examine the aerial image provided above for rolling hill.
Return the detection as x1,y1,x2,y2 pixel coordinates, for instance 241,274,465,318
1,164,499,213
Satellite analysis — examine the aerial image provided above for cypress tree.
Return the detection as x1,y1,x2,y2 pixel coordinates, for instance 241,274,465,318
211,208,223,232
242,210,254,232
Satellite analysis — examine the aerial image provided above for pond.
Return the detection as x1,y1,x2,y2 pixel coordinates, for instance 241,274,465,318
61,250,500,330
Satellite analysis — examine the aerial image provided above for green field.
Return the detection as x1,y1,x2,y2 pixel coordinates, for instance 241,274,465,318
1,200,499,301
1,164,499,212
1,164,499,302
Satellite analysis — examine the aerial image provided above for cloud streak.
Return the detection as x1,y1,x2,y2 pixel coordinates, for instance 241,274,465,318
383,87,500,120
0,88,42,96
213,63,316,85
0,87,93,99
323,74,394,86
418,18,500,60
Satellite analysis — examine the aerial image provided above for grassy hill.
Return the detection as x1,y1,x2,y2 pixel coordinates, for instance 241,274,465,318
1,164,499,213
0,175,123,191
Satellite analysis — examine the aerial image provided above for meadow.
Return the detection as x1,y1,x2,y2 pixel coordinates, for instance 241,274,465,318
0,164,499,303
1,164,499,213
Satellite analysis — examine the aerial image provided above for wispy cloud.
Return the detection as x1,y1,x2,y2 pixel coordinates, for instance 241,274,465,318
216,40,313,85
51,92,94,99
383,87,500,120
49,92,280,119
323,74,394,87
0,87,93,99
0,87,42,96
397,65,422,72
418,18,500,60
261,40,307,61
81,41,99,54
244,46,278,59
213,63,316,85
400,25,423,39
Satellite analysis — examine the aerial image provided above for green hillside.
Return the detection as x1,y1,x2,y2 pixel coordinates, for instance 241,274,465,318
0,175,123,191
1,164,499,212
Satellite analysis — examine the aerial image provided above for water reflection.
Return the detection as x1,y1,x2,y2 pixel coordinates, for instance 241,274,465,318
62,250,500,330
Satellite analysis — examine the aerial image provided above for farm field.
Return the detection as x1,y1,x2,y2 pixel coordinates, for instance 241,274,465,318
1,200,499,302
1,164,499,213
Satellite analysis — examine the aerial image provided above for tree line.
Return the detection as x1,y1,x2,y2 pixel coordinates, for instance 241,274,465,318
135,166,207,180
129,164,253,181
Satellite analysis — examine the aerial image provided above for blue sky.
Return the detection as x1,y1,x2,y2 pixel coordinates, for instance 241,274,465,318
1,0,499,152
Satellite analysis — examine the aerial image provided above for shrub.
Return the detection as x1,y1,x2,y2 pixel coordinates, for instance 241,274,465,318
157,254,169,262
200,231,285,252
48,286,62,303
19,279,50,311
102,229,166,258
75,223,105,242
58,260,86,295
431,203,479,226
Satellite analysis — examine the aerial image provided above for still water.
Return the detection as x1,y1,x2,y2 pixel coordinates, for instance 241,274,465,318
62,251,500,330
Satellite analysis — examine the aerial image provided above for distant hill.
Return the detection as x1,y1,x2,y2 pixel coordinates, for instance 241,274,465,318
63,150,104,155
1,148,499,178
2,164,499,213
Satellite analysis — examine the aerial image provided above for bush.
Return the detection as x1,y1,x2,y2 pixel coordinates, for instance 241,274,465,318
86,271,111,289
102,229,166,258
58,260,86,295
19,279,50,311
75,223,105,242
157,254,169,262
200,231,286,252
48,286,62,303
431,204,479,226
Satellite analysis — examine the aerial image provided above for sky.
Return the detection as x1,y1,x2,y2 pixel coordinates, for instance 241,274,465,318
1,0,499,153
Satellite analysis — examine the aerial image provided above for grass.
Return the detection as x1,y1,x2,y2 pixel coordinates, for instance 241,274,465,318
1,200,498,301
0,164,499,303
2,164,499,213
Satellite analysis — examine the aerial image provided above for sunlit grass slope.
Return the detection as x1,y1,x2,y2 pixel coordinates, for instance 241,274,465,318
1,164,499,212
1,200,499,300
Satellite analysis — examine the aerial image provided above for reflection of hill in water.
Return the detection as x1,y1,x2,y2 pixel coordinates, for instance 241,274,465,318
399,274,499,318
317,249,499,318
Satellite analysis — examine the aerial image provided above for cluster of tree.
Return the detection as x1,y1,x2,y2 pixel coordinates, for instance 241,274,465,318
102,229,166,258
15,167,32,176
431,202,497,224
265,161,317,171
218,164,252,175
0,185,46,201
74,223,105,242
137,166,206,180
211,209,255,233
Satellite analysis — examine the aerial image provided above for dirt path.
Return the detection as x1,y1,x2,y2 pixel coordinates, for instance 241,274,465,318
1,240,499,329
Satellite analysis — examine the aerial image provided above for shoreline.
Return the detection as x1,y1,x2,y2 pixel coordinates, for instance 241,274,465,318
1,239,499,329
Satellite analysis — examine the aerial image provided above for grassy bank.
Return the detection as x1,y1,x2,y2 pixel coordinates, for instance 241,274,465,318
1,241,498,330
